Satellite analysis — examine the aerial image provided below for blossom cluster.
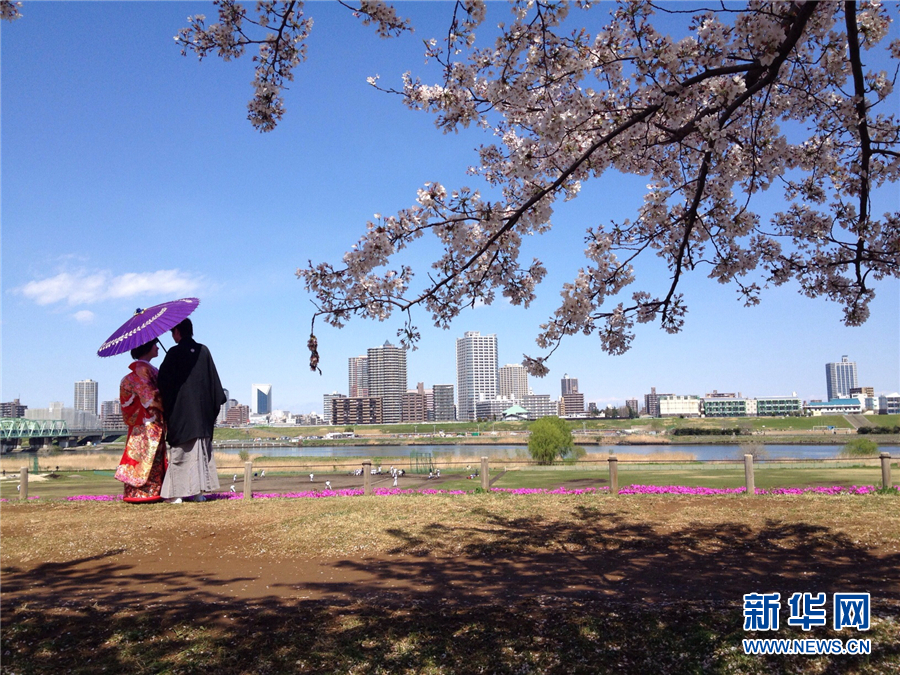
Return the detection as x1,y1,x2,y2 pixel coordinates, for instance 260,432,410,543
291,1,900,373
168,2,899,373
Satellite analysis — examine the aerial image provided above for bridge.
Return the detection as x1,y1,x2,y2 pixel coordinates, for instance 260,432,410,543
1,418,127,453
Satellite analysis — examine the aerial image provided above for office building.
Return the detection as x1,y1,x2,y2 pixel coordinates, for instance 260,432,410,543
226,404,250,425
806,398,864,415
26,402,98,429
367,341,407,424
74,379,98,415
702,396,756,417
348,356,369,398
499,364,529,399
100,400,123,430
522,394,558,420
755,396,803,416
323,392,346,425
332,397,383,425
645,387,660,418
433,384,457,421
625,398,639,416
659,394,701,417
0,399,27,418
475,397,521,421
878,393,900,415
825,356,858,400
402,390,427,423
456,331,498,422
251,384,273,415
561,374,579,395
560,392,585,417
217,389,233,424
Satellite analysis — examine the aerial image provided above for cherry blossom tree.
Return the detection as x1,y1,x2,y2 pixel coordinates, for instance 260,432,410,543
171,1,900,373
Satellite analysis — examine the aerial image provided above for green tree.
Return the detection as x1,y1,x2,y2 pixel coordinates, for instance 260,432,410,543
842,438,880,457
528,416,574,465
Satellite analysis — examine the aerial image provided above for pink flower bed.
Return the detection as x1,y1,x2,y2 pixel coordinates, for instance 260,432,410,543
0,484,882,503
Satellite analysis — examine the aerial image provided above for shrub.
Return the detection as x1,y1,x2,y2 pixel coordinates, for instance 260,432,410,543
841,438,880,457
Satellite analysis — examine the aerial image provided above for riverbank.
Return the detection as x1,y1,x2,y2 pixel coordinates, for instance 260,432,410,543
218,432,899,449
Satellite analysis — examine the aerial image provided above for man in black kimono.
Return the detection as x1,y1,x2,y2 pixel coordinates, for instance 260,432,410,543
157,318,226,503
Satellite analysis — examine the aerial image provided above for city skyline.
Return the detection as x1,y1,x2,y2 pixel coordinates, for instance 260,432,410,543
7,343,899,421
3,3,898,415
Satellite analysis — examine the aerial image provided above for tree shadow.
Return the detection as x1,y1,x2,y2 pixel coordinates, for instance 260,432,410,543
3,504,899,674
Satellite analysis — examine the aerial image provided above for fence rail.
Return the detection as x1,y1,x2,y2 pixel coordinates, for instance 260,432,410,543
11,453,896,502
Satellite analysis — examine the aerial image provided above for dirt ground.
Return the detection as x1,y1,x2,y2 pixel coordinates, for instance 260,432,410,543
4,491,899,614
3,487,900,673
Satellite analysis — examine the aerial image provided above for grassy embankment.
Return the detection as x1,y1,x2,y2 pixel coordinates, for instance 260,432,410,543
211,414,900,444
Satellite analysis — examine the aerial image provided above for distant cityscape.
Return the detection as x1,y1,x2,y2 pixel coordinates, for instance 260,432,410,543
5,339,897,431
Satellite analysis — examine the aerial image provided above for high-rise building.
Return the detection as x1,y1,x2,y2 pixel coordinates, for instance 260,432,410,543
456,331,498,422
826,356,858,400
74,379,98,415
402,391,427,423
433,384,456,421
626,398,639,416
367,341,407,424
499,364,529,399
413,382,434,421
323,392,346,425
348,356,369,398
217,389,233,424
226,404,250,425
645,387,660,418
0,399,27,418
561,374,579,395
332,397,383,425
251,384,273,415
100,400,124,429
560,392,585,417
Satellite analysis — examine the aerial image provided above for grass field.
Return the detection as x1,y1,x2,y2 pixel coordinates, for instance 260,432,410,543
1,459,894,501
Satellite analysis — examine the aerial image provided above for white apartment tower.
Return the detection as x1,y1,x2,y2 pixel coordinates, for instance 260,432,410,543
349,356,369,398
498,364,529,399
456,331,498,421
825,356,858,400
367,341,407,424
74,379,98,415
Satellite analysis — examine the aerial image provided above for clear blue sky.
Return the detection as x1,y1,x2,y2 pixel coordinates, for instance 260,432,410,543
2,2,898,416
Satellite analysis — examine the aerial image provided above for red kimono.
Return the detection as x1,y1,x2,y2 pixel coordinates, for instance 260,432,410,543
115,360,167,503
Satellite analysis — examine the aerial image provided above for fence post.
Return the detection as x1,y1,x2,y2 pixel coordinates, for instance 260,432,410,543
243,461,253,500
881,452,893,490
19,466,28,501
480,456,489,491
363,460,372,495
608,455,618,495
744,454,755,496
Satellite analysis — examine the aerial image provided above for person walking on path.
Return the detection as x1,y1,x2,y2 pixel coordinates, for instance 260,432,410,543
157,318,226,503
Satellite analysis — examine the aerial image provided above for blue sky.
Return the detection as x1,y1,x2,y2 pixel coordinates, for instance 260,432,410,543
2,2,898,416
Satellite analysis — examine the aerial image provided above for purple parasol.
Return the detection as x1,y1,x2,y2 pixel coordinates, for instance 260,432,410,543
97,297,200,357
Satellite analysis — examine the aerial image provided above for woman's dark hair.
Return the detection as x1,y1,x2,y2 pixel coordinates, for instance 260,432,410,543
174,318,193,340
130,340,156,360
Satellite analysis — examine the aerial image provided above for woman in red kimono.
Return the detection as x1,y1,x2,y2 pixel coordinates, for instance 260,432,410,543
115,339,167,503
